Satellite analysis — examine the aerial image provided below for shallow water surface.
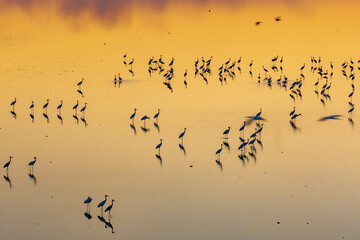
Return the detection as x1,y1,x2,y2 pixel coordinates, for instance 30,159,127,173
1,1,360,240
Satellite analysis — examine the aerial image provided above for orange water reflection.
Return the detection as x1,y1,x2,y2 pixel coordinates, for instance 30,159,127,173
1,2,360,240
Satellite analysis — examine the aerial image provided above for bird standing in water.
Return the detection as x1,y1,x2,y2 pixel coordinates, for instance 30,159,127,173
73,100,79,114
156,139,163,155
10,98,16,111
30,101,34,113
80,103,87,117
153,109,161,123
28,157,37,174
130,108,137,123
84,197,92,213
105,199,115,217
3,156,13,174
141,115,150,127
178,128,187,144
43,99,50,112
215,144,223,160
77,78,84,89
57,100,63,114
98,195,109,212
223,126,231,139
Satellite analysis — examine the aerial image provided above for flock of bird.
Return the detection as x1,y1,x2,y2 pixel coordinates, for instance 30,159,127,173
82,195,116,233
9,78,88,125
4,53,359,235
3,156,38,187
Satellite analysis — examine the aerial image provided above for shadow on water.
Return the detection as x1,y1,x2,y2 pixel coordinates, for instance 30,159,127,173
178,144,186,155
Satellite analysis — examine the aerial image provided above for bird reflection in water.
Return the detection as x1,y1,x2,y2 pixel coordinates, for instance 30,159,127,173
238,154,246,167
81,117,88,127
215,158,223,171
223,141,230,151
248,149,257,163
73,114,79,124
140,126,150,132
77,90,84,98
130,123,136,135
84,212,92,220
178,144,186,155
57,114,63,125
256,138,263,150
4,174,12,188
10,111,17,119
153,122,160,133
98,215,115,234
155,154,162,166
289,120,300,131
28,173,37,185
43,113,49,123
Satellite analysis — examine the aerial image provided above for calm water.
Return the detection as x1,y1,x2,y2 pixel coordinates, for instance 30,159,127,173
1,2,360,240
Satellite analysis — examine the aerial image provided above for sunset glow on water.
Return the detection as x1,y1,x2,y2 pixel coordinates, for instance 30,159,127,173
1,1,360,239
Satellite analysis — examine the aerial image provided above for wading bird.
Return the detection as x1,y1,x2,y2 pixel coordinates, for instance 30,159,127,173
98,195,109,211
105,200,115,216
84,197,92,212
10,98,16,111
80,103,87,116
73,100,79,114
130,108,137,122
30,101,34,111
3,156,13,174
28,157,37,173
178,128,187,143
215,144,223,160
156,139,163,154
141,115,150,127
57,100,63,114
43,99,50,112
223,126,231,139
77,78,84,89
153,109,160,123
